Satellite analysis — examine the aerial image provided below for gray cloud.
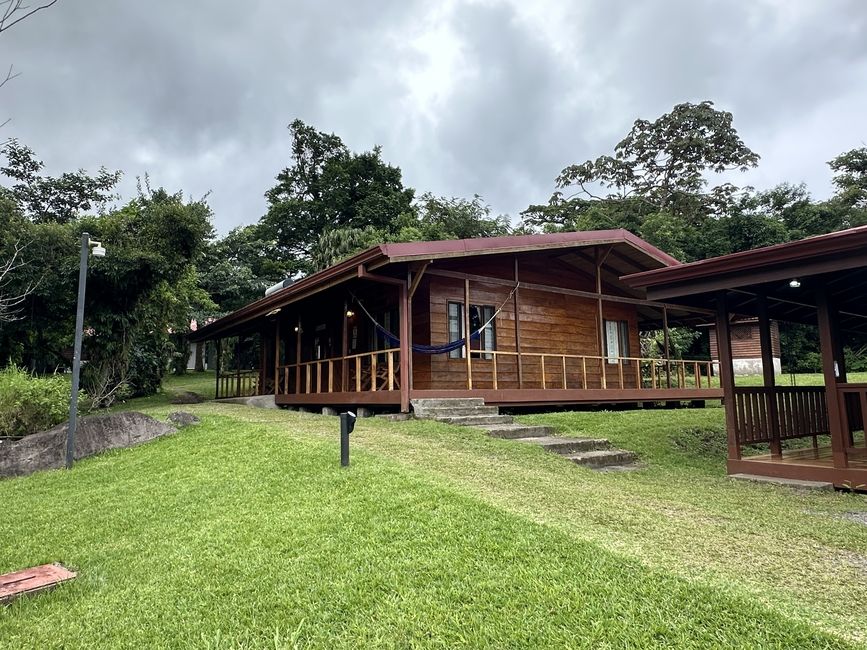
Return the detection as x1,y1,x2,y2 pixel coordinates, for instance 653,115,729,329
1,0,865,232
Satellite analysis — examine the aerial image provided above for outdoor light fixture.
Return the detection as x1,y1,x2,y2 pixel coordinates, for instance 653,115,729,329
294,325,300,333
345,309,355,318
66,233,107,470
789,278,801,288
266,307,281,317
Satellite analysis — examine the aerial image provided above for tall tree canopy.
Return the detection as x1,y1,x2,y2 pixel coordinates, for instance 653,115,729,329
523,101,760,260
259,119,415,276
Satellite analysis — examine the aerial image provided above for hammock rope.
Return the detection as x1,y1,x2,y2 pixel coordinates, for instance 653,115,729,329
350,282,519,355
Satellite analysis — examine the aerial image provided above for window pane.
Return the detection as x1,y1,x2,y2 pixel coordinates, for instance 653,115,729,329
605,320,619,364
448,302,464,359
619,320,630,358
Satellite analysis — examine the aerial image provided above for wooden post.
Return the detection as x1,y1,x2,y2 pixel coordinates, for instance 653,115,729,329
295,320,302,395
716,292,741,461
406,269,413,393
757,294,781,457
816,289,848,468
215,338,221,399
662,305,671,389
235,337,242,398
464,278,472,390
514,256,523,389
399,282,411,412
595,247,607,389
274,319,280,397
341,301,349,393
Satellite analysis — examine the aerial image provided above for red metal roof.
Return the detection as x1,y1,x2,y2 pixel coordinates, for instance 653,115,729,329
192,229,679,340
623,225,867,289
378,229,681,266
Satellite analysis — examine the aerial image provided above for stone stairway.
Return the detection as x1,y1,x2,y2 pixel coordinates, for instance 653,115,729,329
411,398,638,471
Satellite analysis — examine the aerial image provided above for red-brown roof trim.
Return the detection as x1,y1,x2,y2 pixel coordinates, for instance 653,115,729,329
622,225,867,290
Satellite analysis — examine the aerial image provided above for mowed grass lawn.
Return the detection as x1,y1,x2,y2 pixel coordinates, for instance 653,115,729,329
0,375,865,647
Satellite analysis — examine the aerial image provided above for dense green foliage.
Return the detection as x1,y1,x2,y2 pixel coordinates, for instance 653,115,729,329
0,146,214,402
0,366,84,438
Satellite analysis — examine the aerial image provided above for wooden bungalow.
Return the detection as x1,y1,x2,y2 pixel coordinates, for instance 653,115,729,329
191,230,722,413
624,225,867,488
704,318,782,376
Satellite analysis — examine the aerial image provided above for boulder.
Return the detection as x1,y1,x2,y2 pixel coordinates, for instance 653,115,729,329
0,412,176,479
167,411,201,428
170,391,204,404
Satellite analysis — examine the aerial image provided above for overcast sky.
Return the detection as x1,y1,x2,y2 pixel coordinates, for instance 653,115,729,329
2,0,866,233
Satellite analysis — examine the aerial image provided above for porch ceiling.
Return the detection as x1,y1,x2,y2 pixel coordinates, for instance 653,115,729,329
621,226,867,333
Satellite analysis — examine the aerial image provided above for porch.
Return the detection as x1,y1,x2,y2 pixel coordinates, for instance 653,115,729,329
199,232,726,410
625,225,867,487
266,349,721,407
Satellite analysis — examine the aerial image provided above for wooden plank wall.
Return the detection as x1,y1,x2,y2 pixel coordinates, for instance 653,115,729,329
415,259,641,391
709,320,781,360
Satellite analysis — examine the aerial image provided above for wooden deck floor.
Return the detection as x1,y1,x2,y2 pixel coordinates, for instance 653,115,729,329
729,445,867,486
743,446,867,469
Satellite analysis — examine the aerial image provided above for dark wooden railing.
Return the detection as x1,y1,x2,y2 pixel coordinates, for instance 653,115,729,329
216,369,259,399
839,384,867,458
733,386,829,445
277,348,401,396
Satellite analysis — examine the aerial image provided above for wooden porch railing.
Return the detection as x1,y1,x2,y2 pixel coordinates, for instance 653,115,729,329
733,386,829,446
474,351,716,391
216,369,260,399
277,348,401,396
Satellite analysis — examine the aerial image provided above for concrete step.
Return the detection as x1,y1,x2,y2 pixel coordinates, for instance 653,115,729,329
416,405,500,418
515,436,611,455
480,423,555,439
435,414,514,427
566,449,638,468
411,398,486,410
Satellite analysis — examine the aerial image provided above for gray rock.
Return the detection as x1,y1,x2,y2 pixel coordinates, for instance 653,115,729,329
219,395,277,409
170,391,204,404
356,407,374,418
0,412,176,479
167,412,201,428
321,407,338,416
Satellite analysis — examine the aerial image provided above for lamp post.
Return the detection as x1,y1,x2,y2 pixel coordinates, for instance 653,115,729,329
66,232,105,470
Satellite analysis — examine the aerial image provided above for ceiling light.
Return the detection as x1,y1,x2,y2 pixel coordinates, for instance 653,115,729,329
789,278,801,289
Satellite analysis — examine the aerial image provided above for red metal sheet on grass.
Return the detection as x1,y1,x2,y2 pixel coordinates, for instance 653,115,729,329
0,564,76,604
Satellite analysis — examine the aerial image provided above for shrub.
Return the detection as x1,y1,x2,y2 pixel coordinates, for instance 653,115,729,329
0,366,87,439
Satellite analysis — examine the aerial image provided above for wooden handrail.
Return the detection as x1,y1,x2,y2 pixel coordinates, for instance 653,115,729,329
277,349,400,396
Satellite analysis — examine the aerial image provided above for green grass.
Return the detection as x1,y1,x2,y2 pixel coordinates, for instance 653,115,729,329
735,371,867,386
1,374,866,648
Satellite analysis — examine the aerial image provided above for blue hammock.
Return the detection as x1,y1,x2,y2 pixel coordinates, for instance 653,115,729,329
351,282,516,356
373,321,481,355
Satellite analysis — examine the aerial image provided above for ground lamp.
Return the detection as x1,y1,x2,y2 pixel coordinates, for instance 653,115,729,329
66,233,105,470
340,411,356,467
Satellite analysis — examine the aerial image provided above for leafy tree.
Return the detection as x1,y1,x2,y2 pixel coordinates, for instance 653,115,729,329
829,147,867,210
308,193,512,271
1,140,120,223
524,101,760,260
260,120,415,275
413,193,511,241
198,224,281,313
0,150,214,401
